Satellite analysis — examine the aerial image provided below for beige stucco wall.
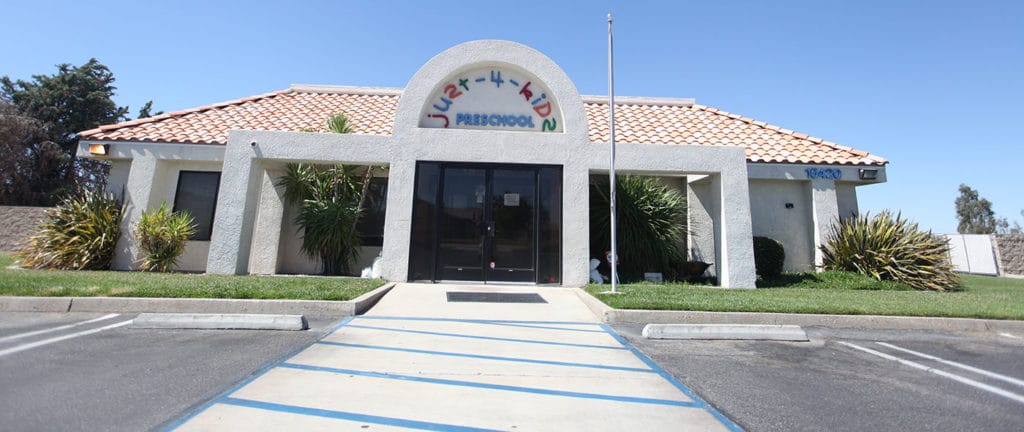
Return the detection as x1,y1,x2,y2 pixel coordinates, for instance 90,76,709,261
115,158,222,272
162,161,222,272
748,179,814,272
686,176,717,276
836,182,859,221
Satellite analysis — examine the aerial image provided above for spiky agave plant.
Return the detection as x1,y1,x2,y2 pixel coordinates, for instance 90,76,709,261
135,203,196,272
821,211,960,291
17,189,124,270
590,176,687,277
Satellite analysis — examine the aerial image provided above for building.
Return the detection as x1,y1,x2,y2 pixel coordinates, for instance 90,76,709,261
78,40,887,288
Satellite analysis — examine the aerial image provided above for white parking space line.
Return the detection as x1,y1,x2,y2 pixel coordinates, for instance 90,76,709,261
0,314,121,344
838,341,1024,405
1000,333,1021,339
0,319,133,358
877,342,1024,389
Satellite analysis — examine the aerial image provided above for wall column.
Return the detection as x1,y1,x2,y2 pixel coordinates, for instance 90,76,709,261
207,135,263,275
718,170,757,288
247,167,286,274
562,166,590,286
111,151,160,270
810,178,839,267
379,159,417,281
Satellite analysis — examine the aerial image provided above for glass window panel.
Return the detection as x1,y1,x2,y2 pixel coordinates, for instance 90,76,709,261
172,171,221,241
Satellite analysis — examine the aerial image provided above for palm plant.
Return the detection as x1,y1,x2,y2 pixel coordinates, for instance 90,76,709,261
17,189,124,270
135,202,196,272
821,211,960,291
280,113,375,276
278,163,364,275
590,176,687,278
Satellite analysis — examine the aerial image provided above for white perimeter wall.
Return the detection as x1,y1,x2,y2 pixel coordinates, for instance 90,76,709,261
945,234,999,276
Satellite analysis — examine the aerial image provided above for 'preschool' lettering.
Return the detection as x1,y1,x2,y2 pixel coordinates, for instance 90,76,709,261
455,113,535,128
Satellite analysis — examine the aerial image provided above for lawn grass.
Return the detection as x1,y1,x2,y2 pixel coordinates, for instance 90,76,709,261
586,271,1024,320
0,255,383,301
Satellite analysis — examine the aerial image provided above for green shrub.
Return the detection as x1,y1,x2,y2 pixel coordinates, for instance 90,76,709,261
136,203,196,272
590,176,687,278
753,236,785,279
821,211,960,291
16,190,124,270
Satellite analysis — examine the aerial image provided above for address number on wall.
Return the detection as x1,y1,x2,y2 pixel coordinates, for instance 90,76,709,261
805,168,842,180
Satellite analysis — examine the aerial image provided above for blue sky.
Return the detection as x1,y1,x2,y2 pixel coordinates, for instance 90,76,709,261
3,0,1022,233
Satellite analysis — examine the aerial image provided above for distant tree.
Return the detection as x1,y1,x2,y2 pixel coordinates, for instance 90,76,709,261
0,101,54,204
995,211,1023,235
1,59,130,205
136,100,162,119
955,184,999,234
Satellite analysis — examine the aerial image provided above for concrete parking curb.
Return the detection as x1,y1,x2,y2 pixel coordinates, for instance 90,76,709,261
572,288,1024,333
0,282,395,317
642,323,809,341
0,297,72,312
130,313,309,330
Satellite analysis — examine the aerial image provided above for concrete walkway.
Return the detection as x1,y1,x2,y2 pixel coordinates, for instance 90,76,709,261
170,284,739,431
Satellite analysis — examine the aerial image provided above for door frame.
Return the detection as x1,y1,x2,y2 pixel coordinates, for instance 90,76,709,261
408,161,562,285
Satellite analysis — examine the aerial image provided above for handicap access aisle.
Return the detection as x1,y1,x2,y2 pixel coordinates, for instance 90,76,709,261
169,284,739,431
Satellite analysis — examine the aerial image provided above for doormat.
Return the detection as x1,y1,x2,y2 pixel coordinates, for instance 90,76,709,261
446,292,547,303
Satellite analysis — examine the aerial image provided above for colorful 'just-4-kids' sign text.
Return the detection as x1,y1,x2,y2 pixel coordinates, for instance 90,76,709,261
420,66,563,133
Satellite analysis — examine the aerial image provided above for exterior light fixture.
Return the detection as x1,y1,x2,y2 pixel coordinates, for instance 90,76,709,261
785,203,794,209
858,169,878,180
88,144,109,156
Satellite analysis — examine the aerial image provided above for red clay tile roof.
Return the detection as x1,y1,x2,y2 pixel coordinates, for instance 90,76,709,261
80,85,886,166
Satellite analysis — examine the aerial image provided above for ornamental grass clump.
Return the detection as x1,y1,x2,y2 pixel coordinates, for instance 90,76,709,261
590,176,687,278
136,203,196,272
16,189,124,270
821,211,960,291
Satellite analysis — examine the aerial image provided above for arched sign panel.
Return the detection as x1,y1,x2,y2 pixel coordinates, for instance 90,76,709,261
419,65,563,133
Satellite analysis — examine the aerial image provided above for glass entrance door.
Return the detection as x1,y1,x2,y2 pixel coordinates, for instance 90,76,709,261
436,166,537,283
437,167,487,281
409,162,561,284
487,168,536,282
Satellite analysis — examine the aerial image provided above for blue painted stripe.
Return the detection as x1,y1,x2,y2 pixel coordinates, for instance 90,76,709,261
317,340,655,373
345,324,626,350
598,324,745,432
220,397,501,432
484,322,608,333
358,315,602,325
280,362,697,407
161,316,360,431
354,316,606,333
326,316,356,335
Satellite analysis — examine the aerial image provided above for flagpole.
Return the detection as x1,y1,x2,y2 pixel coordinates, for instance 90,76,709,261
607,13,619,294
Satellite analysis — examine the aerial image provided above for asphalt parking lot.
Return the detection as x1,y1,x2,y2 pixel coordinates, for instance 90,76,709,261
615,324,1024,432
3,310,1023,432
0,312,339,432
